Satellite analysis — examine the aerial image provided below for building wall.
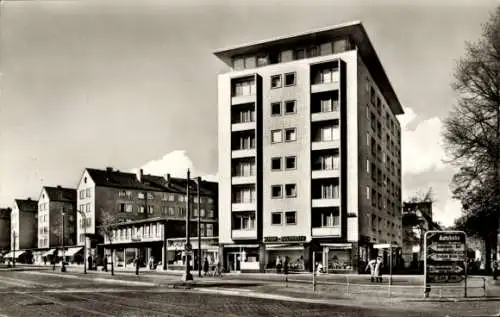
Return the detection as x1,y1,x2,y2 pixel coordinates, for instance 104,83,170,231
48,201,76,248
76,170,96,244
0,210,10,251
10,206,19,251
19,211,37,250
38,190,50,249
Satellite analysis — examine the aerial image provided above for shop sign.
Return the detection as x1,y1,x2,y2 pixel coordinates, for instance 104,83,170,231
264,236,306,243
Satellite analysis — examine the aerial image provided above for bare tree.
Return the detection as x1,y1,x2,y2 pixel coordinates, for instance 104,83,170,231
98,208,119,276
442,6,500,271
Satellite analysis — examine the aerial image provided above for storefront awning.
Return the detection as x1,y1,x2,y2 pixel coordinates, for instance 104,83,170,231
2,250,26,258
42,249,56,257
265,244,304,251
223,244,260,249
321,243,352,250
64,247,83,257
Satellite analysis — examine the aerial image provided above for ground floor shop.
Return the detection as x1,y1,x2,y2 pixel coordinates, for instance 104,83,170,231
221,240,401,273
166,237,219,271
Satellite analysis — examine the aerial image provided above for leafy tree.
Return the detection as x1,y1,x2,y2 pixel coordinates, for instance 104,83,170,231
98,208,119,276
443,6,500,272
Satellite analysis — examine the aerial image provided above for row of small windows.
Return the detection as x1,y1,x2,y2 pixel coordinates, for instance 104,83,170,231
271,211,297,225
271,128,297,143
366,82,401,142
232,38,354,70
366,159,401,197
117,190,214,204
271,73,296,89
271,156,296,171
118,203,215,218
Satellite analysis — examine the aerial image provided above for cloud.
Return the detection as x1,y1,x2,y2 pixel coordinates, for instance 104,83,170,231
131,150,217,182
400,107,446,174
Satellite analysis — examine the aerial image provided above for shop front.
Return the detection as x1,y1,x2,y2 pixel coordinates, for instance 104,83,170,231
166,237,219,271
265,244,307,272
222,244,260,273
320,243,354,273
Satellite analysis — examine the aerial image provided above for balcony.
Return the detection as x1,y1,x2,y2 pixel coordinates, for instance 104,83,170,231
311,111,340,122
312,198,340,208
232,148,256,158
232,229,257,240
312,169,340,179
232,202,256,212
232,121,256,132
232,175,256,185
231,94,255,106
311,72,340,94
312,226,341,237
311,140,340,151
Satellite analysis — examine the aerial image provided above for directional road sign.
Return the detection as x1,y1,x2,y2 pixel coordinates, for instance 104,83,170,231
425,231,466,284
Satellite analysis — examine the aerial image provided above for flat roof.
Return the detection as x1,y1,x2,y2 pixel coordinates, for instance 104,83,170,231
214,21,403,115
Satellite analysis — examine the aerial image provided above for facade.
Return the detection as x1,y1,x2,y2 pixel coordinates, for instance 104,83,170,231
6,198,38,262
0,208,11,253
215,21,403,273
402,201,440,270
36,186,77,263
76,167,218,269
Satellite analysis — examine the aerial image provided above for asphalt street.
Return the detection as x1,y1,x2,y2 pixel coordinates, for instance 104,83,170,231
0,268,497,316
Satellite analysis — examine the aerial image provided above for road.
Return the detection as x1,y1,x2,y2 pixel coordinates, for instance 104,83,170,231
0,268,497,316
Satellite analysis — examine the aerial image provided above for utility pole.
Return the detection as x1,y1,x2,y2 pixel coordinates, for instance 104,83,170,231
77,210,87,274
197,177,202,278
61,208,66,272
183,169,193,281
12,231,16,268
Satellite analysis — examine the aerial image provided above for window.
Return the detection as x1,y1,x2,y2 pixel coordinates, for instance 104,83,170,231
200,209,205,217
245,56,256,69
366,159,370,174
271,157,282,171
320,97,337,112
138,206,145,213
238,135,255,150
285,156,296,169
206,223,214,236
120,203,126,212
86,188,91,198
232,57,244,70
284,72,296,86
79,190,85,200
318,124,339,141
233,79,256,96
319,42,332,55
271,75,282,89
232,186,256,203
284,100,296,114
207,210,214,218
271,129,283,143
319,67,338,84
271,213,282,225
147,193,154,200
285,211,297,225
237,108,255,123
307,46,318,57
119,191,126,198
234,213,255,230
294,49,305,60
285,184,297,197
193,208,198,217
168,207,175,216
320,209,339,227
257,54,268,67
285,128,297,142
320,183,339,199
148,206,154,214
137,192,145,199
271,185,282,198
271,102,281,116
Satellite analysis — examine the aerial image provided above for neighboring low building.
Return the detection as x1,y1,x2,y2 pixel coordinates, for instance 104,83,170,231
0,208,11,255
77,167,218,269
402,201,440,270
4,198,38,263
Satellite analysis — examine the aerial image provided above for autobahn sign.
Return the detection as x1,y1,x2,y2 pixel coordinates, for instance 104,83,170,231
424,230,466,284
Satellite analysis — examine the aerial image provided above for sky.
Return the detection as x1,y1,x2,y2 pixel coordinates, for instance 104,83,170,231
0,0,497,226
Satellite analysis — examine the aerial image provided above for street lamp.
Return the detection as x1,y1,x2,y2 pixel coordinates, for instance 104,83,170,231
76,209,87,274
12,231,16,268
183,169,193,281
196,177,201,278
61,208,66,272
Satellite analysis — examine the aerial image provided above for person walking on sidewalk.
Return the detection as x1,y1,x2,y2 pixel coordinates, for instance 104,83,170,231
203,257,209,277
492,259,498,280
103,254,108,272
135,256,140,275
366,256,383,282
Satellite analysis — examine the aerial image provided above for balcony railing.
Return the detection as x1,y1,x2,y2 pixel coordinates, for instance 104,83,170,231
312,226,341,237
232,229,257,240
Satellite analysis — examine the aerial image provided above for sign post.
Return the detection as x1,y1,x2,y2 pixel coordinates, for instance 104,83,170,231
424,231,466,297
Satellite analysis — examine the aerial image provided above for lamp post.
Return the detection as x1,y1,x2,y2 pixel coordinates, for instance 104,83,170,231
77,209,87,274
196,177,202,278
12,231,16,268
61,208,66,272
183,169,193,281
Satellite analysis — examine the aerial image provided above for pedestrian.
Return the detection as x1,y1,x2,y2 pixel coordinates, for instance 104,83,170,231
283,257,289,275
135,256,140,275
276,256,282,274
216,259,222,277
376,256,384,283
148,256,154,270
88,255,93,271
203,257,209,277
365,257,377,282
43,256,47,266
492,259,498,280
103,254,108,272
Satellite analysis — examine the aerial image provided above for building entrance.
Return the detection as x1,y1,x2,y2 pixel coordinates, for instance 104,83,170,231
226,252,241,272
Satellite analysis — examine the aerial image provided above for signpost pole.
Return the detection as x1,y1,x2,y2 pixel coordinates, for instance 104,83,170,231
424,231,429,298
312,251,316,292
389,244,392,297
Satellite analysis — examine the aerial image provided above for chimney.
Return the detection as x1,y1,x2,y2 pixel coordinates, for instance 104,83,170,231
136,169,143,183
166,173,171,187
105,167,113,173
